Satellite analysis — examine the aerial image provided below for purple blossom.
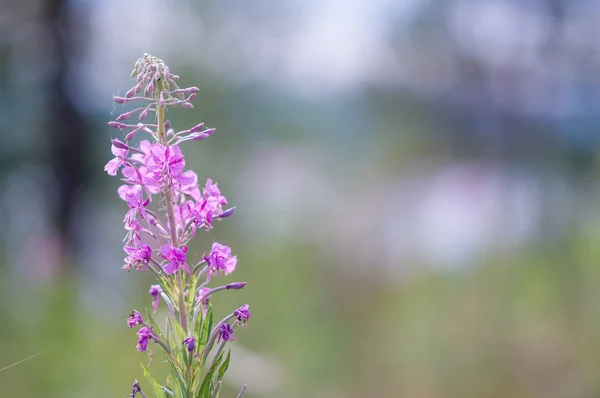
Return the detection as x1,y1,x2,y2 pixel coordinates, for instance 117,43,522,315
104,143,128,176
123,244,152,271
147,144,185,179
234,304,252,326
190,199,214,231
130,380,142,397
174,200,195,228
175,170,201,201
124,219,143,246
127,311,143,328
123,188,150,222
149,285,162,313
203,178,227,213
136,326,152,352
119,166,161,201
204,242,237,277
189,179,229,230
183,337,196,352
161,244,190,274
217,323,235,343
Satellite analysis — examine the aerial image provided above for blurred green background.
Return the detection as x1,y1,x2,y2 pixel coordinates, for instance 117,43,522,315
3,0,600,397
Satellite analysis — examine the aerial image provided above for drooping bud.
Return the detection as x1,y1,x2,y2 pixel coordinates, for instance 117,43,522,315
191,128,216,141
219,207,236,219
190,123,205,133
111,139,129,150
125,87,136,98
108,121,127,129
226,282,247,290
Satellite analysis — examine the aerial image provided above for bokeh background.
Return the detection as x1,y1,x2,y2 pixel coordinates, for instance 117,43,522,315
2,0,600,397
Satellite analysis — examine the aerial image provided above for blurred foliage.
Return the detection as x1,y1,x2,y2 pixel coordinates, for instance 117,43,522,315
3,230,600,397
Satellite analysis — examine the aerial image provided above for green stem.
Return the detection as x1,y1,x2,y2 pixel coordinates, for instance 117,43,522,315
156,79,188,335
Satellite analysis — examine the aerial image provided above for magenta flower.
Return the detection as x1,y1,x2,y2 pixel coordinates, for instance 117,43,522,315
233,304,252,326
123,244,152,271
191,199,214,231
136,327,152,351
203,179,227,206
176,170,201,201
149,285,162,313
119,165,161,201
217,323,235,343
174,201,195,229
104,143,128,176
204,242,237,277
147,144,185,179
123,188,150,222
124,219,143,246
127,311,143,328
161,244,190,274
183,337,196,352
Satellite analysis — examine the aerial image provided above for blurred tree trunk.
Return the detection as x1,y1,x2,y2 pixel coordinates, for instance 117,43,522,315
43,0,89,272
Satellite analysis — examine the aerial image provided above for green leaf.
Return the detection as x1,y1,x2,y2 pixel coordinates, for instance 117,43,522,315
165,357,187,397
167,374,186,398
141,363,166,398
197,306,212,352
187,272,200,310
197,351,223,398
216,350,231,384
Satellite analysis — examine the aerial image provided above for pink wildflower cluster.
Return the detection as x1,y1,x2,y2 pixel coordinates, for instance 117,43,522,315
105,53,251,376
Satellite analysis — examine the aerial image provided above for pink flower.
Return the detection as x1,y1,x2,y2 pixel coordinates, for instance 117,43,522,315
204,242,237,277
104,143,128,176
149,285,162,313
147,144,185,178
127,311,143,328
175,170,201,201
136,327,152,351
233,304,252,326
123,188,149,221
123,244,152,271
161,244,190,274
119,165,161,201
217,324,235,343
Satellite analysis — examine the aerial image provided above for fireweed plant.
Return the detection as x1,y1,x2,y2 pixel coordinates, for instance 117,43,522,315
105,54,251,398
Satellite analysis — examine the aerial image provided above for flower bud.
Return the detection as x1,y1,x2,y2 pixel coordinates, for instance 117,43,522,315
116,110,135,121
226,282,247,290
111,139,129,150
219,207,236,219
114,96,127,104
182,102,194,109
125,87,136,98
108,121,127,129
190,123,205,133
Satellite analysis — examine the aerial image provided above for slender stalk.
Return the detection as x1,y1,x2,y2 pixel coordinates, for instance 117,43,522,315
237,385,247,398
157,80,188,334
